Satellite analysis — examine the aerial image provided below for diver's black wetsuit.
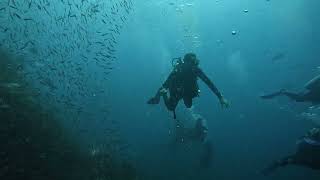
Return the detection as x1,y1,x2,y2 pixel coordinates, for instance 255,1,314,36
157,63,222,111
262,138,320,175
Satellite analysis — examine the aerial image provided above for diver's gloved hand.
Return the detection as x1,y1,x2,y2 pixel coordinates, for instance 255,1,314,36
219,96,229,108
147,96,160,104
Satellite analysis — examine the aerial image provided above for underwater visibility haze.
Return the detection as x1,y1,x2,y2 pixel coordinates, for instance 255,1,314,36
1,0,320,180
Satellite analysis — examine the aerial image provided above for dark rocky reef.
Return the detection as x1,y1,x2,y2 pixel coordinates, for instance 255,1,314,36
0,49,137,180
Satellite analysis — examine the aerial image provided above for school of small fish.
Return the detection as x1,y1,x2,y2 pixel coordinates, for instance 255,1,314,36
0,0,133,115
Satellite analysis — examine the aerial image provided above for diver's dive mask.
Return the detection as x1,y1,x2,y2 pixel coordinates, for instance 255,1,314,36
184,53,199,66
172,53,199,68
192,57,199,66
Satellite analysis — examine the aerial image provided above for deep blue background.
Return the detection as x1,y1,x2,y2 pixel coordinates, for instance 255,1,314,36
2,0,320,179
105,0,320,179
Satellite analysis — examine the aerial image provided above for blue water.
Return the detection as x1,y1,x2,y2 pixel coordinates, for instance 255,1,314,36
1,0,320,179
110,1,320,179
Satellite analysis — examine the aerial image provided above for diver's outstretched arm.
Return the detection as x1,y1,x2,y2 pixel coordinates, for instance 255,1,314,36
196,68,229,108
196,68,222,99
260,90,284,99
260,90,305,102
261,155,295,176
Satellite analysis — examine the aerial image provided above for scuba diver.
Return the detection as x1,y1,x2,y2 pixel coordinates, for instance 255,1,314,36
147,53,229,119
260,75,320,105
173,113,213,168
174,114,209,144
261,127,320,176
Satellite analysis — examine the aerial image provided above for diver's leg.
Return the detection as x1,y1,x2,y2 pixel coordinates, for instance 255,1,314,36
162,93,179,111
183,97,193,108
261,155,295,176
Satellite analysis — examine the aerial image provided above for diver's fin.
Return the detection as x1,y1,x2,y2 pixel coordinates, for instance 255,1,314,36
147,96,160,104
